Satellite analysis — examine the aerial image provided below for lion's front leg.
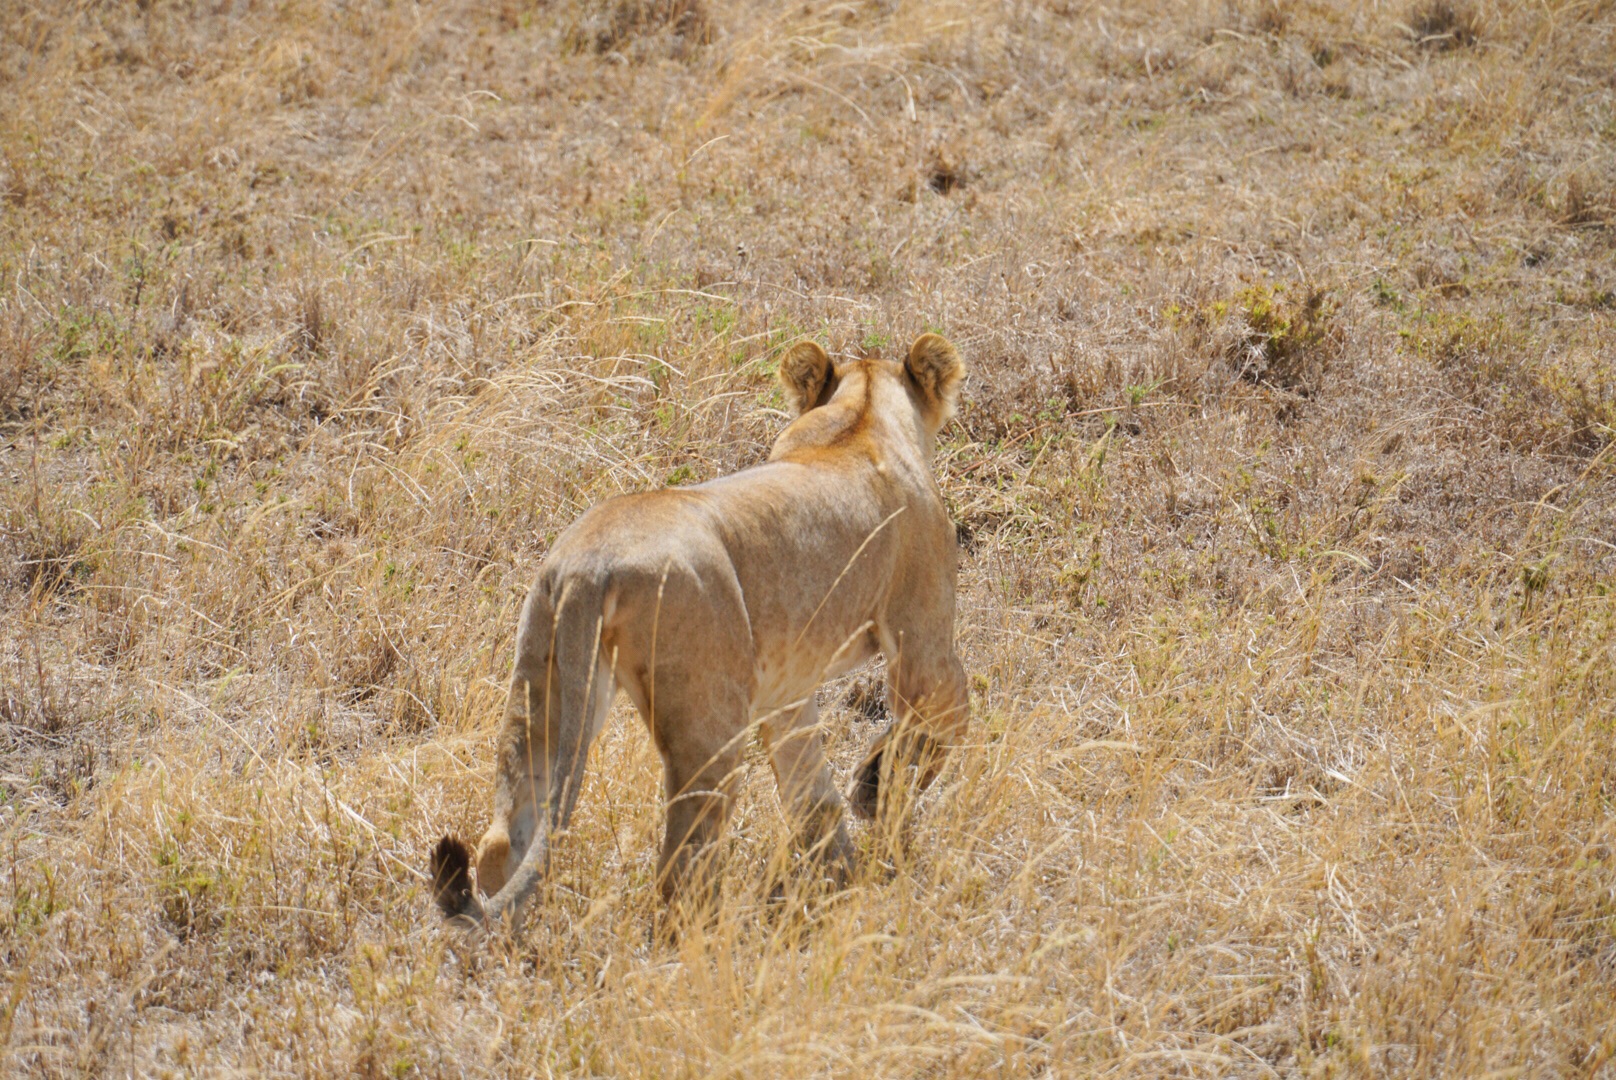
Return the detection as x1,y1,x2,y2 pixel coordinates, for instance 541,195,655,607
848,645,968,826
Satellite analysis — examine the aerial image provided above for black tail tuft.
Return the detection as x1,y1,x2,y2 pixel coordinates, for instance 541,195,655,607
430,834,476,919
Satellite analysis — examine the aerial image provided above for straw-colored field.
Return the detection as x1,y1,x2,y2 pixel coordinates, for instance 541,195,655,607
3,0,1614,1074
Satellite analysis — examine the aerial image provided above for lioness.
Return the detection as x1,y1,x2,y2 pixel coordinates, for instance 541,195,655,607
431,334,969,931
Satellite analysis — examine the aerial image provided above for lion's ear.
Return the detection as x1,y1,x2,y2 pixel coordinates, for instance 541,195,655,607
904,333,965,425
778,341,839,415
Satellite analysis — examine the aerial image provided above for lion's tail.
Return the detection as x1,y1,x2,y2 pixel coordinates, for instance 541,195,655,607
432,572,612,934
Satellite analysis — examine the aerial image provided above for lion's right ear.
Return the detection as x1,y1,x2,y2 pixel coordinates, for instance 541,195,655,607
904,333,965,426
778,341,839,415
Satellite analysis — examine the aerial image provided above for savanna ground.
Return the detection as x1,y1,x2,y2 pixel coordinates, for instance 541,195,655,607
2,0,1615,1074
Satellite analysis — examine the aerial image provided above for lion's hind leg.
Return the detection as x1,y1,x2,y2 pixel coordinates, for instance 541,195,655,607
623,665,751,922
760,694,855,889
657,726,746,920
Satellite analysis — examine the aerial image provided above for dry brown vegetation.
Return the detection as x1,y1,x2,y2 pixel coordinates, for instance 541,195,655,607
2,0,1615,1075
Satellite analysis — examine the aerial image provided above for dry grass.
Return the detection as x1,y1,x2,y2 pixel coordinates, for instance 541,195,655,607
2,0,1615,1075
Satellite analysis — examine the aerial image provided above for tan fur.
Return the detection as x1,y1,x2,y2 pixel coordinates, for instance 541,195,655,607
778,340,839,414
903,333,965,427
431,335,970,933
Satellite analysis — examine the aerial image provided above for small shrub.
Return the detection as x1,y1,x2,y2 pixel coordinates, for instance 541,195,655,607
926,151,968,196
0,308,44,423
1223,284,1339,394
564,0,713,57
841,675,888,723
6,505,95,597
1561,168,1614,229
1411,313,1616,454
1227,0,1291,37
1407,0,1482,50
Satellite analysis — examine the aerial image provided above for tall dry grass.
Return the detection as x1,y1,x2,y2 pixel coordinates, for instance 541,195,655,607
1,0,1614,1075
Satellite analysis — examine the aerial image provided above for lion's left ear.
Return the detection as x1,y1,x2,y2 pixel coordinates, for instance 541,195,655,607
779,340,839,415
904,333,965,426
